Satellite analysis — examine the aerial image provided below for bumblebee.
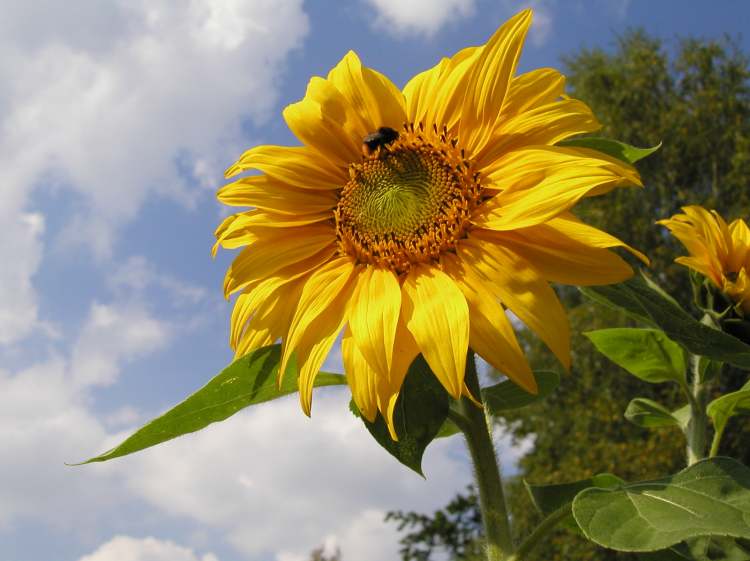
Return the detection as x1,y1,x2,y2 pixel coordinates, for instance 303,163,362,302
362,126,399,156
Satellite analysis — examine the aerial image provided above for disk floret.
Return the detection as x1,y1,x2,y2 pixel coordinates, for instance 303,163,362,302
335,123,483,273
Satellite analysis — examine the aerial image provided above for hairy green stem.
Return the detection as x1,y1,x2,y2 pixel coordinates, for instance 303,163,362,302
455,354,514,561
686,354,708,466
508,505,572,561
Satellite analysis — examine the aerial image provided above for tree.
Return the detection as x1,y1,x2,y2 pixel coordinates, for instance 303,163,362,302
388,30,750,561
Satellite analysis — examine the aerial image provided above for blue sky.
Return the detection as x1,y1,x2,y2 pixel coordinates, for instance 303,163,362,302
1,1,748,560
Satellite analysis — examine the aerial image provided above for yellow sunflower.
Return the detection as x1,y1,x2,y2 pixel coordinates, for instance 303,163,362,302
214,9,645,438
659,206,750,313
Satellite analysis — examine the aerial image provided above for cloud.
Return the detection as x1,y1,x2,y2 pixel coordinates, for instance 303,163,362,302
78,535,218,561
119,389,472,561
0,0,309,344
364,0,475,38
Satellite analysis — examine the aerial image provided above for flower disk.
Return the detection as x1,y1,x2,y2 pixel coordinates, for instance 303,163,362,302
215,9,646,439
336,125,482,273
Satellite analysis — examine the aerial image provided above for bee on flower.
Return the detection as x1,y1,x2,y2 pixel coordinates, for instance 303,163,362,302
214,9,646,439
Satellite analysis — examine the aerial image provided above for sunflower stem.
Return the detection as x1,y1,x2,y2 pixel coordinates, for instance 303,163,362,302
456,353,514,561
686,353,708,466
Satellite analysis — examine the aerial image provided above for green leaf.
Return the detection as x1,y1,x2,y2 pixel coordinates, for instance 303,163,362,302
559,136,661,164
707,381,750,435
435,418,461,439
638,537,750,561
356,355,450,475
624,398,683,428
482,370,560,414
581,275,750,370
699,357,724,383
585,328,687,385
572,457,750,552
77,345,346,464
525,473,623,516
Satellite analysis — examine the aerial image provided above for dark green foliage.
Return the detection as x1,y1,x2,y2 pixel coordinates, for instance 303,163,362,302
386,486,483,561
389,30,750,561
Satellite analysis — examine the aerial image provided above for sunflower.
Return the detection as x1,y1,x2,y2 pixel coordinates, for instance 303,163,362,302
659,206,750,314
215,9,645,438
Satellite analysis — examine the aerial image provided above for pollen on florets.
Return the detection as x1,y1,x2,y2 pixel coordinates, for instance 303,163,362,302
334,123,483,274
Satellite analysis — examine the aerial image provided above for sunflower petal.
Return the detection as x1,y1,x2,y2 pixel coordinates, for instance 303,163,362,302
342,327,379,423
459,237,570,370
283,77,364,167
223,225,335,297
401,265,469,399
458,9,533,156
442,253,536,393
475,146,642,230
471,227,635,287
217,175,337,214
502,68,566,117
348,267,401,378
225,144,345,185
378,316,420,441
282,257,358,415
327,51,406,133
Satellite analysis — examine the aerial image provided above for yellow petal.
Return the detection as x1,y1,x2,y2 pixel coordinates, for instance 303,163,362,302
327,51,406,133
217,174,337,214
281,257,358,415
442,253,536,393
377,316,420,441
477,99,600,169
729,218,750,271
213,214,259,257
348,267,401,378
471,226,635,287
474,146,642,231
459,236,571,370
283,77,363,167
502,67,566,118
342,327,379,423
223,225,335,297
235,277,306,358
458,9,533,156
225,144,345,186
401,265,469,399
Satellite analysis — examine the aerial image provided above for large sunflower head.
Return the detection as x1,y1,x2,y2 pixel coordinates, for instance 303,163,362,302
659,206,750,314
215,9,645,438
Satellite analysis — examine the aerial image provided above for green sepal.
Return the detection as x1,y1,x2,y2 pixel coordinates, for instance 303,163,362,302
581,274,750,370
435,418,461,439
354,355,450,476
624,397,685,429
75,345,346,464
559,136,661,164
481,370,560,414
572,457,750,552
707,381,750,435
585,328,687,385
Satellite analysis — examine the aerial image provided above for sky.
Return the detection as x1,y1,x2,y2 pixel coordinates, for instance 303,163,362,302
0,1,748,560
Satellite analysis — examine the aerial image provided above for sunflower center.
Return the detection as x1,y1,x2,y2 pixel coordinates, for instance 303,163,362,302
335,124,483,273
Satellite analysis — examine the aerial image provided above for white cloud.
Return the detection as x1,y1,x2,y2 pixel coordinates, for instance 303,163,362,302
78,535,219,561
119,389,472,561
0,0,309,344
70,301,172,387
0,212,44,344
365,0,475,38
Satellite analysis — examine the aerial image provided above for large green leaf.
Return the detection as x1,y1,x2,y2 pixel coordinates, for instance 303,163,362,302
356,355,450,475
638,537,750,561
707,381,750,435
581,275,750,370
624,398,683,429
78,345,346,464
559,137,661,164
573,457,750,552
585,328,687,385
482,370,560,414
526,473,624,516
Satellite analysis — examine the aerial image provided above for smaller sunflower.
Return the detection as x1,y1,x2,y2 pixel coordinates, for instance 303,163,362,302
659,205,750,313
